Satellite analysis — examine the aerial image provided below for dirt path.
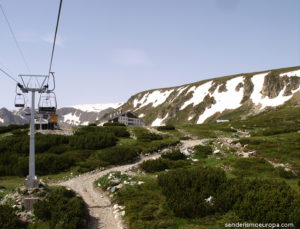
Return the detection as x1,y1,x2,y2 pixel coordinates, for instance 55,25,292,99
57,154,160,229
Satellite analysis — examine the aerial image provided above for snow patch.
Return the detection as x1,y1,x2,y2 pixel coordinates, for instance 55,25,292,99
81,121,89,126
138,113,145,118
63,113,81,125
151,113,169,126
0,118,4,123
250,72,298,109
171,86,188,102
72,103,123,112
197,77,244,124
188,116,193,121
180,81,213,110
279,70,300,77
135,90,174,109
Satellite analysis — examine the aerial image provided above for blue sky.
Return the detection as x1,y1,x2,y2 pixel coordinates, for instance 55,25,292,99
0,0,299,109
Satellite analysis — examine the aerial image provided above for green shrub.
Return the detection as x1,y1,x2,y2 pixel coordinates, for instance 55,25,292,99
137,132,163,142
193,145,213,158
158,167,227,218
274,167,297,179
34,187,85,229
103,122,126,127
96,145,140,165
234,180,298,224
157,125,175,131
141,159,169,173
133,127,163,142
0,205,26,229
161,150,186,161
0,124,28,134
70,132,117,150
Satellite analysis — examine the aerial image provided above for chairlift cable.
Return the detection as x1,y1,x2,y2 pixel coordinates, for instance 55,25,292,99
48,0,63,77
0,67,20,84
0,3,31,74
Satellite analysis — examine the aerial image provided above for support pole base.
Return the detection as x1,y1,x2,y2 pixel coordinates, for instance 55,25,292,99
25,176,39,189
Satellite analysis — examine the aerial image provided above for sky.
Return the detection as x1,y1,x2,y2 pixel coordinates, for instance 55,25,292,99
0,0,299,109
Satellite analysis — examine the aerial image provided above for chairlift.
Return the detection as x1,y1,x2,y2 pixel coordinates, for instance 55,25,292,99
38,92,57,114
14,93,25,108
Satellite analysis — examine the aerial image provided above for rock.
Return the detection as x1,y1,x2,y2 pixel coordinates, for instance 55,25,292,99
192,158,199,162
138,181,144,185
97,183,101,187
213,149,221,154
111,186,117,193
113,204,119,210
121,210,125,216
116,184,124,189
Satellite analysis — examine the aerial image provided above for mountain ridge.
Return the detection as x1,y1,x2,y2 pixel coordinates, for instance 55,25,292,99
117,66,300,126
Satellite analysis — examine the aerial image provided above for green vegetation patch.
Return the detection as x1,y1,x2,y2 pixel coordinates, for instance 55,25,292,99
34,187,86,229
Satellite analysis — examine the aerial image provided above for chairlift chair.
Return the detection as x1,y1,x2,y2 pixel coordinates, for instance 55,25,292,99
38,92,57,115
14,93,25,108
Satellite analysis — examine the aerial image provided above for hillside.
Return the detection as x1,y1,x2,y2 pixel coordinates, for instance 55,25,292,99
119,66,300,126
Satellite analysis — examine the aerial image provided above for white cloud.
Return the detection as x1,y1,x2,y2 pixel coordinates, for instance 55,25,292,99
42,34,64,46
114,49,152,66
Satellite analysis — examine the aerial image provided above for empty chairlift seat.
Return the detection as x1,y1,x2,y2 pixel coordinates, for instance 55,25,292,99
38,92,57,115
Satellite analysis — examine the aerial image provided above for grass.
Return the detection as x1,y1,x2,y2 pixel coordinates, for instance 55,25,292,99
179,123,236,139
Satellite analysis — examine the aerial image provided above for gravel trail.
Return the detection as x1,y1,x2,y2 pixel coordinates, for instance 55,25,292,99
57,154,160,229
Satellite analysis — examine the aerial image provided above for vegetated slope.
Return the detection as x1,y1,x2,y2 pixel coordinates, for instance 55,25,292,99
119,66,300,126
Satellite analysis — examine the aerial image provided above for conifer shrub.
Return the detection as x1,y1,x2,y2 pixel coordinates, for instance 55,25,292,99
0,205,26,229
161,150,186,161
70,132,117,150
34,187,85,229
141,159,169,173
234,180,299,225
193,145,213,158
137,132,163,142
158,167,227,218
157,125,175,131
133,127,163,142
96,145,140,165
103,122,126,127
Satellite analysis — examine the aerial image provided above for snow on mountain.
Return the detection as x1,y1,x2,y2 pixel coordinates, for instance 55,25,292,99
72,103,123,112
120,66,300,126
180,81,213,110
0,118,4,123
197,76,244,124
280,69,300,77
151,113,168,126
250,72,298,109
133,90,174,109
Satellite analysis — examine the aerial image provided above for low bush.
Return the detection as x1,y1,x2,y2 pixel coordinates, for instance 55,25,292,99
34,187,85,229
141,159,169,173
133,127,163,142
157,125,175,131
0,124,28,134
161,150,186,161
0,205,26,229
274,167,297,179
234,180,299,225
193,145,213,158
158,167,227,218
70,132,117,150
103,122,126,127
96,145,140,165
